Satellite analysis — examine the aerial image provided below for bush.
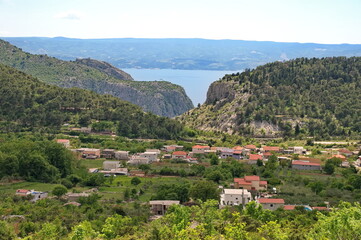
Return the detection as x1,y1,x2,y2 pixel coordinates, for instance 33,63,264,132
60,178,73,189
131,177,141,186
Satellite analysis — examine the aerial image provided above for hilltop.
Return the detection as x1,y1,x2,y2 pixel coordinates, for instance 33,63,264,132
178,57,361,138
0,39,193,117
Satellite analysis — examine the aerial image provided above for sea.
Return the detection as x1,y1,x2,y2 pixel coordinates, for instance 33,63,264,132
123,69,242,106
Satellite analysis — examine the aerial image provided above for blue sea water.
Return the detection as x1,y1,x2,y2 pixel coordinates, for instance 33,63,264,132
123,69,242,106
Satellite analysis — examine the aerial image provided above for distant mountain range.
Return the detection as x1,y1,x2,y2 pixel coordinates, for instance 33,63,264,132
0,39,193,117
3,37,361,70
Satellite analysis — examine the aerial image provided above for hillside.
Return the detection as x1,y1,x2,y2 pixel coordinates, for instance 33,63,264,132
0,63,184,139
0,39,193,117
3,37,361,70
178,57,361,138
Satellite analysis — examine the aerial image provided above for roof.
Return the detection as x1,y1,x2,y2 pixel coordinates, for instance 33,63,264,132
258,198,285,204
16,189,29,193
223,189,251,195
245,144,257,149
233,150,243,154
263,152,273,156
233,146,244,150
244,175,260,181
284,205,296,210
260,181,268,185
312,207,328,211
192,145,209,149
234,179,252,185
149,200,180,205
331,154,346,159
338,149,353,154
56,139,70,143
292,160,321,166
172,151,187,156
263,146,280,152
249,154,263,161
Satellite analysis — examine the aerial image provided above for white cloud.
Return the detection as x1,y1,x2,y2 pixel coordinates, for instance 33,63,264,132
54,10,84,20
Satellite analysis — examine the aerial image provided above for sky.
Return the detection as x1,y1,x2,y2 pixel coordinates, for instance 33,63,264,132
0,0,360,44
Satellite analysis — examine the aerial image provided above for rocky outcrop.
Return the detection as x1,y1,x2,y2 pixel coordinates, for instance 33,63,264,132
59,79,194,117
75,58,134,81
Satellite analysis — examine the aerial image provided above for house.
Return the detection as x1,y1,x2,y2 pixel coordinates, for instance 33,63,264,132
248,154,263,164
245,145,257,151
56,139,70,148
312,206,329,211
115,151,129,160
192,145,210,154
291,147,307,155
330,154,347,161
234,176,267,191
149,200,180,215
81,148,101,159
262,146,281,153
103,161,120,171
100,168,128,176
146,149,161,155
172,151,187,159
232,150,243,160
163,145,184,152
140,152,158,162
220,189,252,207
220,148,234,159
15,189,48,202
257,198,285,210
291,160,322,171
101,149,115,159
127,156,149,165
233,146,244,151
337,149,353,157
129,170,146,177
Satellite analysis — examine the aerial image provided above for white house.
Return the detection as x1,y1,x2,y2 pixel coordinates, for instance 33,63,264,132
103,161,120,171
220,189,252,207
140,152,158,162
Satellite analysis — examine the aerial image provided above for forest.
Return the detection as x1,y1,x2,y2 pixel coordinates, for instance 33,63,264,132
0,63,184,139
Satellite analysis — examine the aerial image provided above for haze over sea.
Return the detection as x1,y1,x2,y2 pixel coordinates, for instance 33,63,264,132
123,69,242,106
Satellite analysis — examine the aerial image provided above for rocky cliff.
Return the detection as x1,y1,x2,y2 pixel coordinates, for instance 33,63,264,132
179,57,361,137
0,39,193,117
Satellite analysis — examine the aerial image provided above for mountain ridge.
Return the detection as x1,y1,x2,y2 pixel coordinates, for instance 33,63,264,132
0,39,193,117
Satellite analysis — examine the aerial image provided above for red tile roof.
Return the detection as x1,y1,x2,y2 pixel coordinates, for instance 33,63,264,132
233,150,243,154
258,198,285,204
16,189,29,193
263,152,273,156
172,151,187,156
284,205,296,210
260,181,268,185
331,154,346,160
245,145,257,149
244,175,260,181
338,149,352,154
263,146,280,152
56,139,70,143
192,145,209,149
234,179,252,185
249,154,263,161
292,160,321,166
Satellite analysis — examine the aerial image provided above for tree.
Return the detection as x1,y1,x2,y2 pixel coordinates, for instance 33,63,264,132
52,185,67,198
324,161,335,175
131,177,141,186
189,180,219,202
209,154,219,165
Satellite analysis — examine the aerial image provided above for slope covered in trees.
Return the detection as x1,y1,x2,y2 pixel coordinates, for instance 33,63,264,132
179,57,361,138
0,63,184,139
0,39,193,117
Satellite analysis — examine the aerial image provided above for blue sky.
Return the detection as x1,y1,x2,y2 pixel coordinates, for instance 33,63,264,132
0,0,360,44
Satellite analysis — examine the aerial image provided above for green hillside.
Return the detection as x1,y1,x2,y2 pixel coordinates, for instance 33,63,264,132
0,63,184,139
179,57,361,138
0,39,193,117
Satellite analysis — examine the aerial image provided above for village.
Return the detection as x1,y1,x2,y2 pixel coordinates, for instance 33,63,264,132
14,138,361,217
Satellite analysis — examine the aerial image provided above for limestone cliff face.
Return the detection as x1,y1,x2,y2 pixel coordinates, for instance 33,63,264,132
75,58,134,81
59,79,194,117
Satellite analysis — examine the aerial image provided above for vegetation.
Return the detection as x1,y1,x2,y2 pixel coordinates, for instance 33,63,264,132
0,63,185,139
180,57,361,138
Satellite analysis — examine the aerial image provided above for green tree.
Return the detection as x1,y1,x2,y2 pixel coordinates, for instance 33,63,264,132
52,185,67,198
189,180,219,202
131,177,141,186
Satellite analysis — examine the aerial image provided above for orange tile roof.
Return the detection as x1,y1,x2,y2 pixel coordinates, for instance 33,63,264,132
234,179,252,185
233,146,244,150
249,154,263,161
244,175,260,181
172,151,187,156
292,160,321,166
260,181,268,185
258,198,285,204
312,207,328,211
284,205,296,210
331,154,346,160
192,145,209,149
57,139,70,143
263,146,280,152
